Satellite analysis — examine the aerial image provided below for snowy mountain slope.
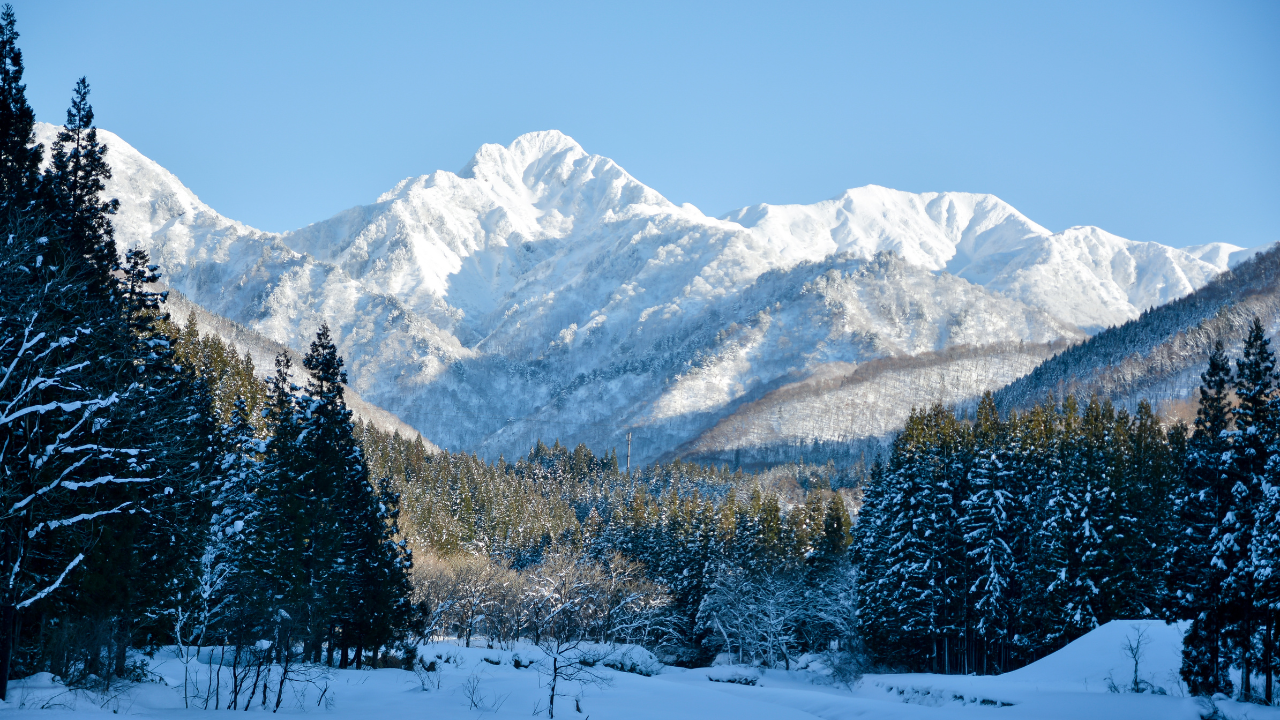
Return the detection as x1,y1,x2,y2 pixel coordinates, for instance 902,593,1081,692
39,122,1250,464
728,187,1260,332
162,287,435,448
994,243,1280,415
678,341,1070,468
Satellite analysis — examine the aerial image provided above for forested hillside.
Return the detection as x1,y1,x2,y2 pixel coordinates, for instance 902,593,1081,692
996,243,1280,414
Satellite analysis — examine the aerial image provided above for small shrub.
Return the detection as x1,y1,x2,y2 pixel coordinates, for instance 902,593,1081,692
708,672,758,686
413,658,442,691
604,658,655,676
823,648,866,689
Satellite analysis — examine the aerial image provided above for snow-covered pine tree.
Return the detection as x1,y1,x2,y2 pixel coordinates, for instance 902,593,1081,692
208,397,267,626
930,404,972,674
799,488,855,655
1213,320,1276,700
1170,341,1235,696
38,78,119,300
962,393,1021,673
856,407,942,669
1261,360,1280,703
299,325,410,666
1036,396,1095,646
0,211,118,697
1233,318,1278,701
172,397,262,704
1114,401,1176,616
73,247,219,681
0,64,213,693
254,353,308,653
1012,400,1062,656
1050,398,1127,637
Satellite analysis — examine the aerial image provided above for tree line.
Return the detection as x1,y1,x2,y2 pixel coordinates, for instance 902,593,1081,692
356,427,860,669
857,393,1177,675
858,318,1280,705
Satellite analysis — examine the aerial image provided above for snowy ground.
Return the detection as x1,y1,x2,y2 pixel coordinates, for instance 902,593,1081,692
3,621,1278,720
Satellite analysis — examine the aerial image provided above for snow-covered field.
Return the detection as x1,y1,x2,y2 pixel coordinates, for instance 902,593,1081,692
5,621,1276,720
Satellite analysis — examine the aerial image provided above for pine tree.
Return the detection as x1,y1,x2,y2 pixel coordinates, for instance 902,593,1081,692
0,4,41,214
857,408,943,669
1017,400,1063,656
962,393,1020,672
205,398,268,646
1113,401,1176,617
1234,318,1279,700
39,78,119,299
294,325,410,666
1170,342,1235,696
1212,320,1276,700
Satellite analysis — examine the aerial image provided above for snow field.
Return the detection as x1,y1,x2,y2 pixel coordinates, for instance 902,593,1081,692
5,621,1279,720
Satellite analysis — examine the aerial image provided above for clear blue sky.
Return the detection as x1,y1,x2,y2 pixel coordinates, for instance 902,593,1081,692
9,1,1279,248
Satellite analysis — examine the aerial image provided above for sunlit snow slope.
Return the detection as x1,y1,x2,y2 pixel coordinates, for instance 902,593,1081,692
44,124,1253,464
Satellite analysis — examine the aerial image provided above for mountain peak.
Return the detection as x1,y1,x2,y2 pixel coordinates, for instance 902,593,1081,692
457,129,586,182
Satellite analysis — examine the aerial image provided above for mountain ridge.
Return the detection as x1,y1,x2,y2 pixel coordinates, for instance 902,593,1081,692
39,122,1263,464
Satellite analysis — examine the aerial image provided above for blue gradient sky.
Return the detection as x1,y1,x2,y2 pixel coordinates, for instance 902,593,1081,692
9,1,1279,248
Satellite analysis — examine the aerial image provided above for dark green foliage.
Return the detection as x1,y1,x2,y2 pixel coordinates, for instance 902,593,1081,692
0,4,39,213
0,16,217,696
1169,342,1236,695
856,392,1180,674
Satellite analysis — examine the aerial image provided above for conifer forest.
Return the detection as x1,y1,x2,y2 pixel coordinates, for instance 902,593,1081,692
2,5,1280,715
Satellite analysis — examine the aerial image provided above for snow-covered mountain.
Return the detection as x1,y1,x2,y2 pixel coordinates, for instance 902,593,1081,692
994,244,1280,419
45,123,1256,464
727,188,1252,333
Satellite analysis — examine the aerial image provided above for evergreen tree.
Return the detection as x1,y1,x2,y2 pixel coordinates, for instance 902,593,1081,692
1235,318,1279,700
204,398,268,646
255,352,309,658
39,78,119,298
858,408,943,669
962,394,1020,672
1212,320,1276,699
1170,341,1235,696
296,325,410,666
0,4,40,214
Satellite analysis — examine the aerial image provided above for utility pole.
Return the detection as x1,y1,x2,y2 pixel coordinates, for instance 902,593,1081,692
626,432,632,475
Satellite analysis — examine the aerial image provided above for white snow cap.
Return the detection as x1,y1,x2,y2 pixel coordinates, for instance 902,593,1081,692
61,121,1257,464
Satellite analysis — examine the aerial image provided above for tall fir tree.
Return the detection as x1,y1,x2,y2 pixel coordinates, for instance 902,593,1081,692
1235,318,1279,701
962,393,1021,672
39,78,119,299
1170,341,1236,696
1210,320,1277,700
0,4,40,214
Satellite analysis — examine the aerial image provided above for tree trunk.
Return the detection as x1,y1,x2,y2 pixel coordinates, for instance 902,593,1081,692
0,602,15,701
1244,623,1254,701
548,657,557,719
1268,611,1275,706
326,624,335,666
